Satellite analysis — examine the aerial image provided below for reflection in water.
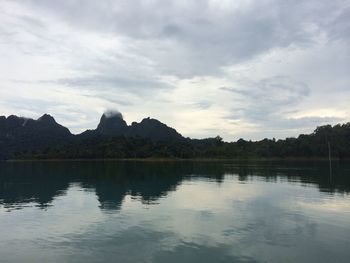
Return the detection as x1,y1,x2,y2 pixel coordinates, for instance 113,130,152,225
0,161,223,211
1,160,349,211
0,160,349,263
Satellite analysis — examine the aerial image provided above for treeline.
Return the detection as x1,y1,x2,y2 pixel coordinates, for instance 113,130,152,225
14,123,350,159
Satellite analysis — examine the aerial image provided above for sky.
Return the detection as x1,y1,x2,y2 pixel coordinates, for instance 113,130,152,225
0,0,349,141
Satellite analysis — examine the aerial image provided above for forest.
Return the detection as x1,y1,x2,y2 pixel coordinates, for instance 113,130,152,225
14,123,350,160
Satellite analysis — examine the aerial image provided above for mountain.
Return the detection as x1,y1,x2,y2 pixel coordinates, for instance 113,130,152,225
0,112,184,159
2,112,349,160
96,112,128,136
0,114,73,159
128,117,183,140
80,112,183,141
0,114,71,137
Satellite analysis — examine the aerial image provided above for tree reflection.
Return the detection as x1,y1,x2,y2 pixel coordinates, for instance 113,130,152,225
0,160,349,212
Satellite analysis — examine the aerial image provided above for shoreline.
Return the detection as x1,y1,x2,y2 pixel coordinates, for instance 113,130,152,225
3,157,347,162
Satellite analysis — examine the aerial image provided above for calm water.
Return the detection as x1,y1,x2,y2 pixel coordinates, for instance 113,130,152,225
0,161,349,263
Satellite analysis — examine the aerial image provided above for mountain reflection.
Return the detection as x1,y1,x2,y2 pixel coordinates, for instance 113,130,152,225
0,160,349,212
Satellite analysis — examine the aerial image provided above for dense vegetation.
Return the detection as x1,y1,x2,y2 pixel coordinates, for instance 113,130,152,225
14,123,350,160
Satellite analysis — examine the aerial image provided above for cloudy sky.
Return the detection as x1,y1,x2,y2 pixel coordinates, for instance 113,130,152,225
0,0,349,141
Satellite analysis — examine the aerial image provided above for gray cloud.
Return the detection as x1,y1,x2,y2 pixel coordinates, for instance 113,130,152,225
319,6,350,41
192,101,212,110
12,0,350,77
43,75,171,96
276,116,343,130
0,96,64,115
1,0,349,140
103,109,123,119
81,94,133,107
221,76,345,138
222,76,311,121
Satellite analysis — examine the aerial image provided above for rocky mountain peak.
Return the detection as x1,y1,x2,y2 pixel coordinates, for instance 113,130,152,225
97,112,128,136
38,114,56,124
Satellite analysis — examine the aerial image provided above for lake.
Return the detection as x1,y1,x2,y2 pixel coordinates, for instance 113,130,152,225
0,160,349,263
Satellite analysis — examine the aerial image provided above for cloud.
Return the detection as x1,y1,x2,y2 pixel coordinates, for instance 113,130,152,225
220,76,345,138
81,94,133,107
43,74,172,97
103,109,123,119
221,76,311,121
0,0,349,140
7,0,347,77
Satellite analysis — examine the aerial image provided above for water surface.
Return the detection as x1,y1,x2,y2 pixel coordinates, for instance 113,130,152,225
0,161,349,262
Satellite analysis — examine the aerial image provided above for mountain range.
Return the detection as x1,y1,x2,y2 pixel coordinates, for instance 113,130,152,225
81,112,183,140
0,112,183,159
1,112,349,160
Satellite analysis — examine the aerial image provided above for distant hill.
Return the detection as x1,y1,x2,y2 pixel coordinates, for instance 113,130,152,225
0,112,349,160
0,114,73,159
0,112,184,159
82,112,183,141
